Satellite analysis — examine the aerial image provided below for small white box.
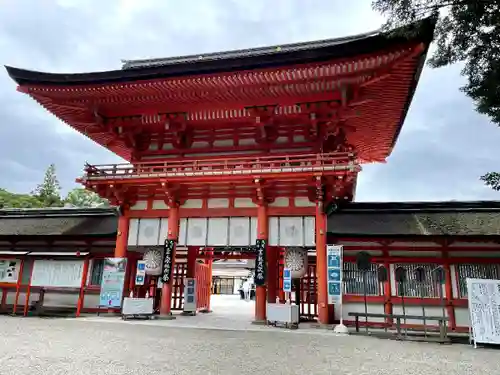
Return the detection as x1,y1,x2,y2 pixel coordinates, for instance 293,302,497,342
266,303,299,325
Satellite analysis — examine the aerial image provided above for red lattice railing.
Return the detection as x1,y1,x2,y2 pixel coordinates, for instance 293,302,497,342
195,263,211,312
81,152,357,181
171,263,187,311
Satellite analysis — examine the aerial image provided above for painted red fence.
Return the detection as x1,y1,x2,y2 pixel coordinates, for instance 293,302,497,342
195,262,211,312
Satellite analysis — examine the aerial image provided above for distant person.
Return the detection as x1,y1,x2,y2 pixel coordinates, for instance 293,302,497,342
242,279,251,301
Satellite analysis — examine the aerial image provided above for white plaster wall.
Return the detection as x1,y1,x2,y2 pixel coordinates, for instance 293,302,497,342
234,198,255,207
295,197,315,207
152,200,169,209
269,198,289,207
182,199,203,208
130,201,147,210
207,199,229,208
455,307,470,328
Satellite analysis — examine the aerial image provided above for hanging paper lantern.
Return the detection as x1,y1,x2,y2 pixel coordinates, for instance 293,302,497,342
143,248,163,275
284,247,308,278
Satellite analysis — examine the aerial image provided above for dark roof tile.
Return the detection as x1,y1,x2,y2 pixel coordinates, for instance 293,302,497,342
0,207,118,237
328,201,500,236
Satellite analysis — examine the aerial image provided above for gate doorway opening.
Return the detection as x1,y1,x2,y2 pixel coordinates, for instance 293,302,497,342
135,246,319,324
206,248,256,323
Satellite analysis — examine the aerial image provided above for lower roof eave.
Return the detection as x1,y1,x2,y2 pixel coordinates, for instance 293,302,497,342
327,233,500,241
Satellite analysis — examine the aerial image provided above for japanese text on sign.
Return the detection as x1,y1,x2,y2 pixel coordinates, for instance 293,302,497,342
254,239,267,286
162,239,176,283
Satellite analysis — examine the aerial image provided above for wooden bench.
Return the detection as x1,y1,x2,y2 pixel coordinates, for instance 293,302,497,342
348,312,449,343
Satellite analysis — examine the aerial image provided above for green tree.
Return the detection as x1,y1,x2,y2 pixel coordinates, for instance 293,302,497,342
372,1,500,188
0,189,44,209
31,164,63,207
64,188,109,208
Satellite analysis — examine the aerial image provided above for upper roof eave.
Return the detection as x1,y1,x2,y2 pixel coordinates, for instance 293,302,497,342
5,16,436,87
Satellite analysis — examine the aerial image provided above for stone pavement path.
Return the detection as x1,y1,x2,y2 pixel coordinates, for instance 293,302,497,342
0,315,498,375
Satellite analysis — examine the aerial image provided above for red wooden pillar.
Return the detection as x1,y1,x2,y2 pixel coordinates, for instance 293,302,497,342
383,261,393,325
316,200,329,325
443,263,456,330
114,213,129,258
267,246,278,303
127,253,138,296
76,259,90,317
255,204,268,322
159,204,179,317
186,247,197,279
278,248,285,302
206,249,213,312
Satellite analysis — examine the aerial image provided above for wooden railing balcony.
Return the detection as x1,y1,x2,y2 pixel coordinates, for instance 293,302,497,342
80,153,359,183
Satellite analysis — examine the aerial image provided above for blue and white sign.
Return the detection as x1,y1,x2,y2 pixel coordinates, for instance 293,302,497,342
326,245,343,305
283,267,292,293
135,260,146,286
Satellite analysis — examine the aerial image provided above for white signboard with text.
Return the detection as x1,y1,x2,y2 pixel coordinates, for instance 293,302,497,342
467,278,500,346
0,259,21,283
31,260,84,288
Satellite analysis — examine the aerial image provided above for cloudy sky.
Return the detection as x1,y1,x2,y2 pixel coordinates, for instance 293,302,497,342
0,0,499,202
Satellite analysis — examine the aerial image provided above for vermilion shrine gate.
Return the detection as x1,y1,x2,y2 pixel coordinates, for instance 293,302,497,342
5,18,442,325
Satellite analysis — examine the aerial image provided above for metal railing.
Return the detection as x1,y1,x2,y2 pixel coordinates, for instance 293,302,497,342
81,152,358,181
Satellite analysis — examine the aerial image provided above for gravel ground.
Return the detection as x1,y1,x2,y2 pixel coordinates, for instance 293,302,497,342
0,316,498,375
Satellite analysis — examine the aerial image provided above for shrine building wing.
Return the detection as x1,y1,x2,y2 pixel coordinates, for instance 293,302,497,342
327,201,500,238
5,17,436,163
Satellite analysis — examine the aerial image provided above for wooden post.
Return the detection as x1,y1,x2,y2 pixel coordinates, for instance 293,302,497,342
267,246,278,303
159,203,179,317
278,248,285,302
443,263,456,330
255,204,268,322
316,200,329,325
114,214,129,258
206,249,213,312
186,247,197,279
127,253,137,296
76,258,90,317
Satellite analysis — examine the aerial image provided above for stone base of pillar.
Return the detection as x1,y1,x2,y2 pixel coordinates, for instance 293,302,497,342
251,319,267,325
333,323,349,334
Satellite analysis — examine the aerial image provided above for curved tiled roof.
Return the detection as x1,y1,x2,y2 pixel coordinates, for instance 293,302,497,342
5,17,436,86
327,201,500,237
121,29,381,70
0,207,118,237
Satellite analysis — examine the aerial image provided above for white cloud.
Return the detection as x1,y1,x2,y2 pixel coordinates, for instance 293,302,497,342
0,0,498,201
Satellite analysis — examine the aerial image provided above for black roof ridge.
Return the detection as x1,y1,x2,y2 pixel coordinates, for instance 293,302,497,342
5,16,436,87
337,200,500,213
121,28,382,70
0,207,119,218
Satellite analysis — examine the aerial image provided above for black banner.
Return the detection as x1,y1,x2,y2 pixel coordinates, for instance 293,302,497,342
162,239,176,284
254,239,267,286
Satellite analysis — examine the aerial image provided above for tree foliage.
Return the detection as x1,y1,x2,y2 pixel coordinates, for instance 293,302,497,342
31,163,63,207
0,164,109,209
480,172,500,191
0,189,44,209
372,0,500,189
65,188,109,208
